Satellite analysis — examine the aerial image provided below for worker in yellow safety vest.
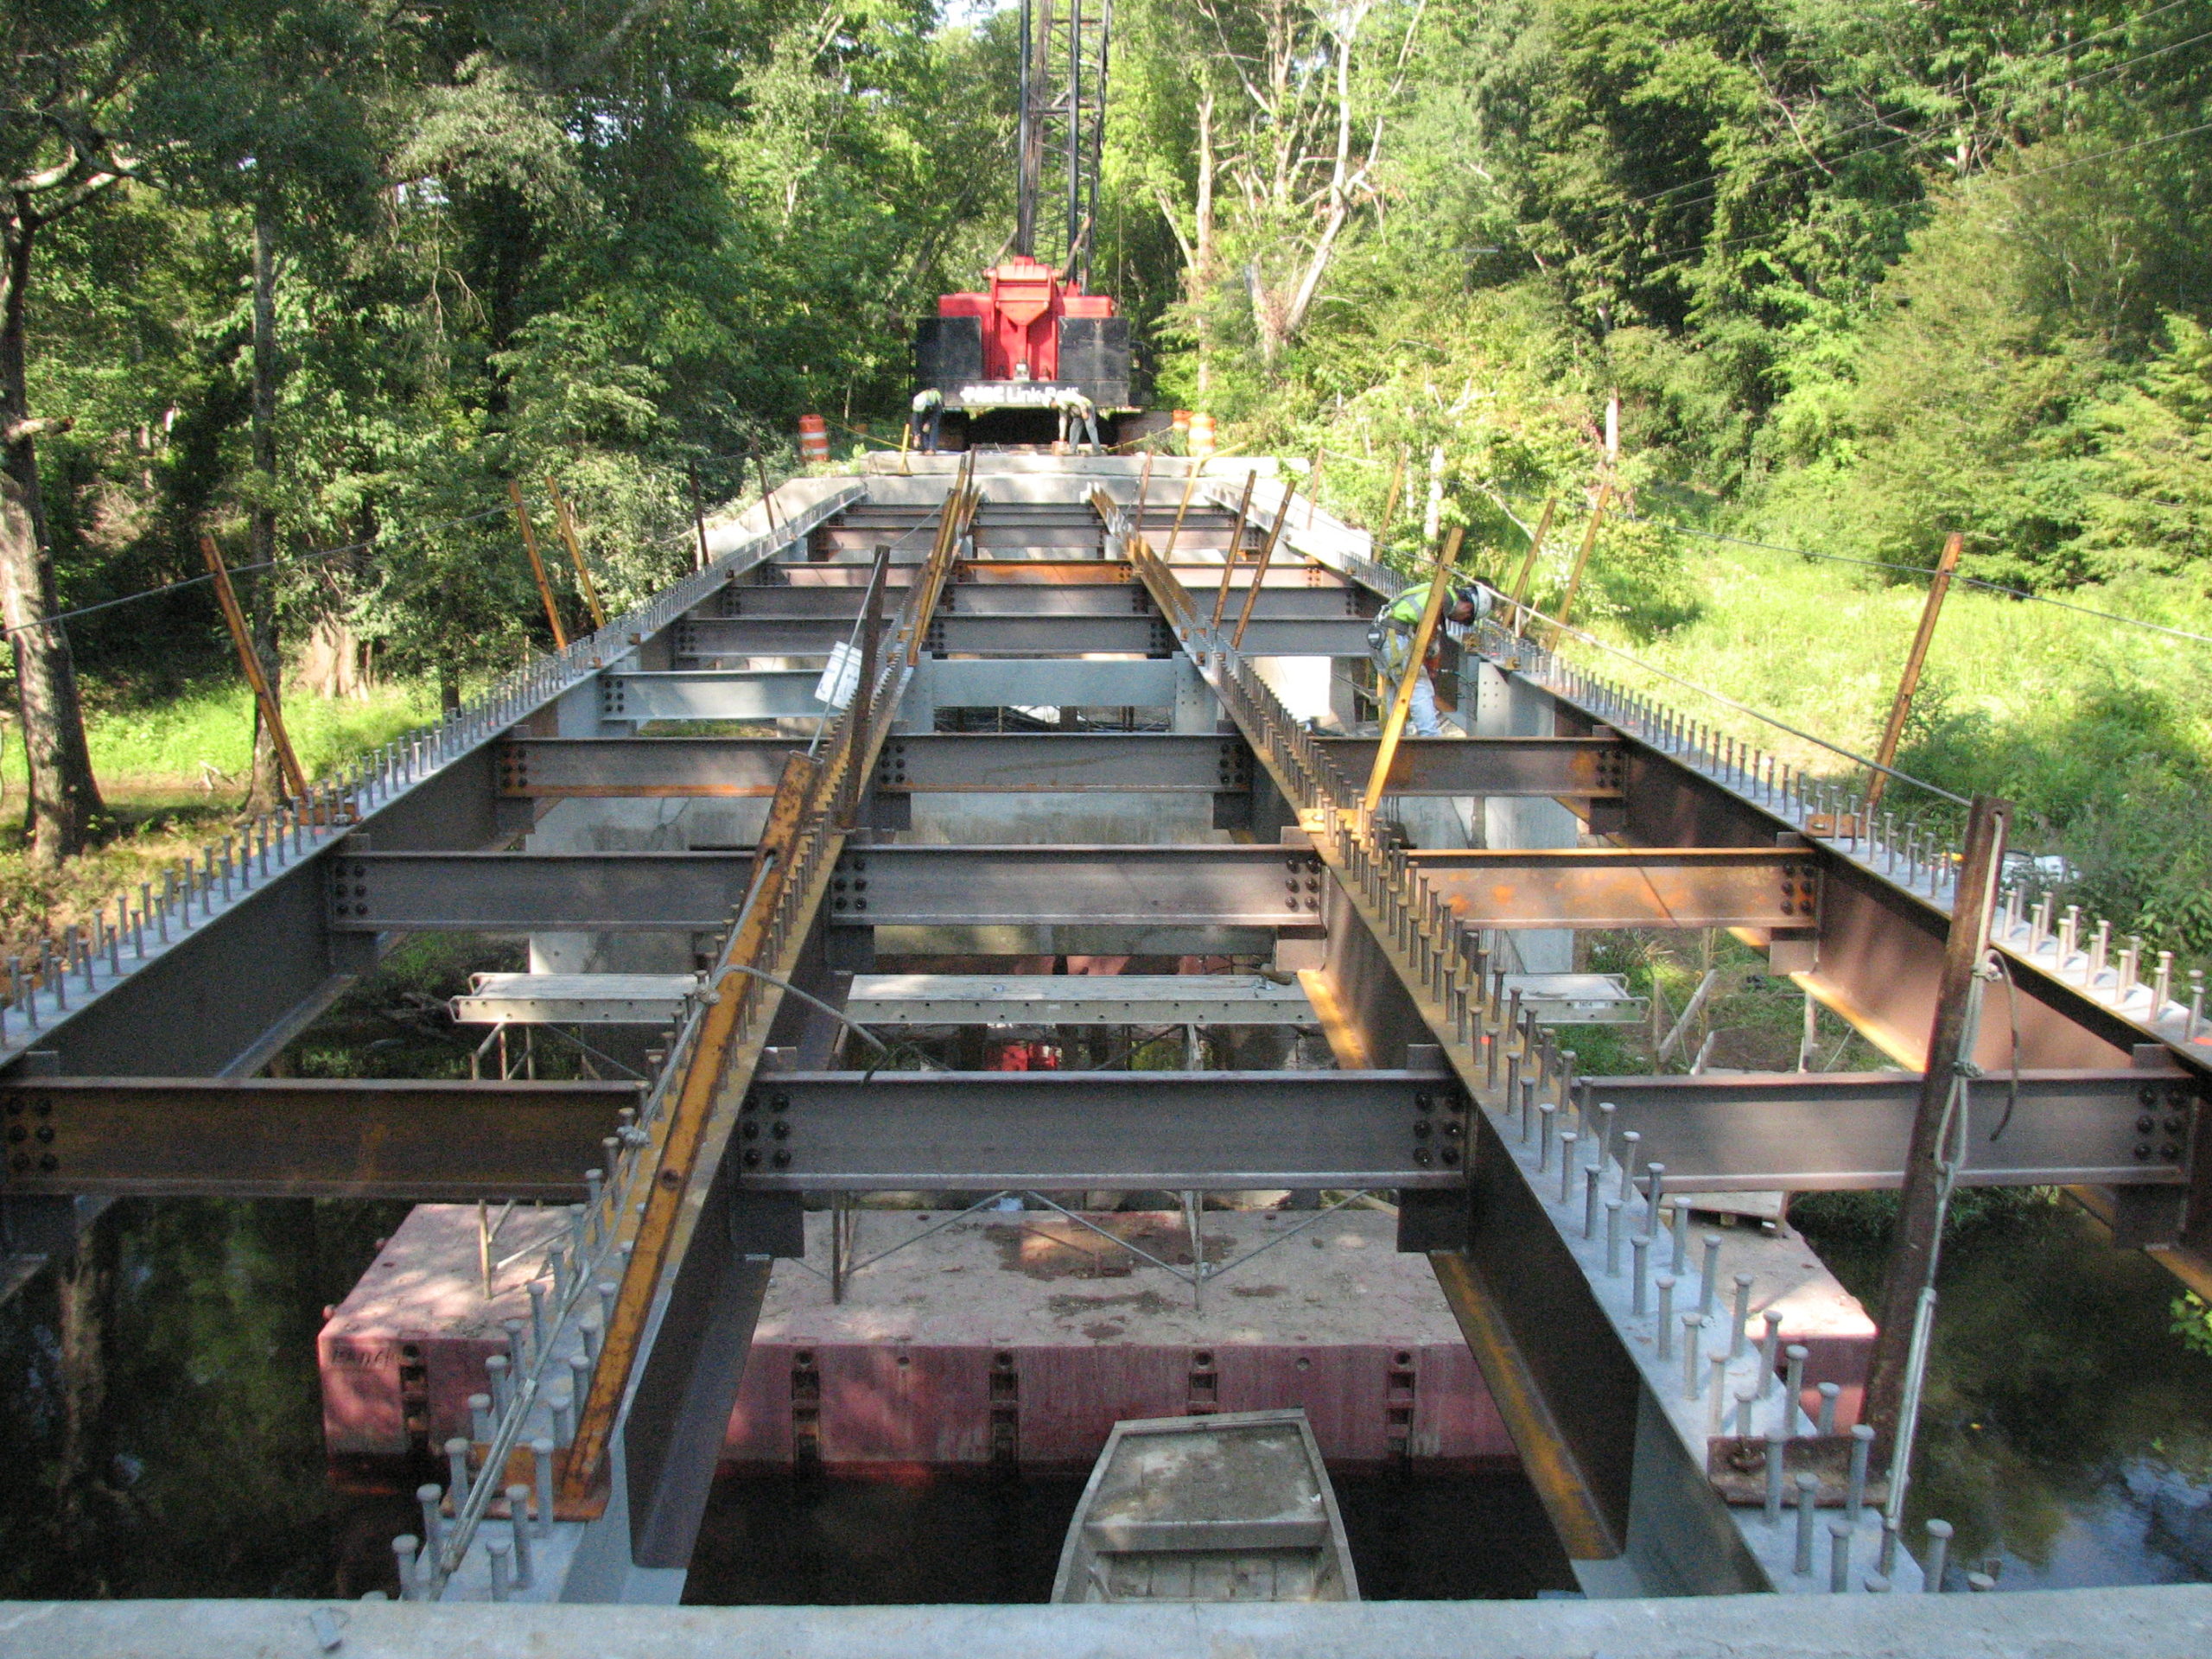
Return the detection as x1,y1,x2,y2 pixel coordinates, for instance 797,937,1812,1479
1367,581,1493,735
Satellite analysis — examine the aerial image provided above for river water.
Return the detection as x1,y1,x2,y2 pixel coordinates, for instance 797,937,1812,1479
1792,1191,2212,1591
0,1192,2204,1600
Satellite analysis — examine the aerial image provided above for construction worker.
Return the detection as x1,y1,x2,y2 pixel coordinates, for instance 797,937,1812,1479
910,386,944,453
1368,580,1493,735
1052,386,1100,454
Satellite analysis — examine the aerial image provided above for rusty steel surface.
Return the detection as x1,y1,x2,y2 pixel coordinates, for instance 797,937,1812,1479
0,1077,637,1199
1408,847,1821,931
563,465,973,1519
1329,735,1624,799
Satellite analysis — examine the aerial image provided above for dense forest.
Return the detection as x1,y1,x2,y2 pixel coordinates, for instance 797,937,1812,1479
7,5,2212,1589
8,0,2212,900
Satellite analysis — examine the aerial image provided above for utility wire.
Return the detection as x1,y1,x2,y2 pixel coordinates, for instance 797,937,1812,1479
1641,23,2212,224
1460,481,2212,649
7,504,512,639
1639,106,2212,268
1503,599,1972,806
1618,0,2200,213
11,452,790,636
1613,505,2212,647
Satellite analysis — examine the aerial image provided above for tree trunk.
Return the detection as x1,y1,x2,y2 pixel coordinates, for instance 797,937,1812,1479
1193,90,1215,397
0,218,103,865
245,209,284,813
55,1207,117,1541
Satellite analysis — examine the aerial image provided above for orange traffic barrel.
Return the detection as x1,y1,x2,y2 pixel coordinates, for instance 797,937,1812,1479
798,414,830,464
1172,410,1192,437
1188,411,1216,461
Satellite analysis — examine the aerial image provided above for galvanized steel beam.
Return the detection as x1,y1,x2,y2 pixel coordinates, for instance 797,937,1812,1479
911,656,1188,709
495,733,1629,802
1580,1067,2199,1191
328,851,753,932
730,1068,1469,1189
826,843,1329,928
324,846,1338,932
597,671,826,724
451,974,700,1025
844,972,1314,1027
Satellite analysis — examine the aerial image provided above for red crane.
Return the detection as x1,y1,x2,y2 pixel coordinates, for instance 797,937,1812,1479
912,0,1135,450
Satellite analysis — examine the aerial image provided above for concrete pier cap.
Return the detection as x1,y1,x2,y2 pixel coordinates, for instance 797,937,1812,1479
6,1584,2210,1658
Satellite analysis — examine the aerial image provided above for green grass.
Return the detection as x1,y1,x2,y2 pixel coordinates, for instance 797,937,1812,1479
83,678,442,790
0,677,444,962
1566,541,2212,957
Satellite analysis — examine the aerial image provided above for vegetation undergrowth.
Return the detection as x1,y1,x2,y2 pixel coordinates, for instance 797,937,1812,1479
0,677,437,960
1541,539,2212,967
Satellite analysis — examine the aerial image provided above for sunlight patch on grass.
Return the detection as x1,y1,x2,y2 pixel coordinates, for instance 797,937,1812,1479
86,680,442,788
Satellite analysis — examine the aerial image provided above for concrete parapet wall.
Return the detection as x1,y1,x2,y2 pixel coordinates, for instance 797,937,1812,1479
10,1584,2209,1657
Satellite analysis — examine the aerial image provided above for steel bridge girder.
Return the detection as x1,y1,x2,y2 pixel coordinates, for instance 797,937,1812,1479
1410,846,1821,931
1580,1068,2199,1192
0,1077,639,1199
730,1069,1471,1190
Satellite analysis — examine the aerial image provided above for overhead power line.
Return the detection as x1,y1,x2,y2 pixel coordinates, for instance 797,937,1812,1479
1635,103,2212,270
8,503,512,639
1482,486,2212,650
1643,23,2212,225
1504,598,1972,806
1618,0,2200,213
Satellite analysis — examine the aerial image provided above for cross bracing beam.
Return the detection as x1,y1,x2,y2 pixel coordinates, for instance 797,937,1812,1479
1408,846,1821,931
0,1077,638,1198
674,612,1192,658
730,1068,1469,1189
1574,1068,2198,1191
912,656,1187,708
815,520,1102,553
825,844,1329,928
493,733,1625,801
601,660,1202,722
948,558,1343,590
328,852,751,932
499,737,803,798
323,846,1337,932
1332,735,1624,799
873,734,1254,794
696,582,1365,622
702,582,917,617
709,613,1183,658
318,838,1840,938
844,972,1314,1027
598,670,825,723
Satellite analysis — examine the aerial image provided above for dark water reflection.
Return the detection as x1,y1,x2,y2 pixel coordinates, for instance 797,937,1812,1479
3,1192,2206,1600
1794,1193,2212,1590
683,1464,1579,1603
0,1198,417,1600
